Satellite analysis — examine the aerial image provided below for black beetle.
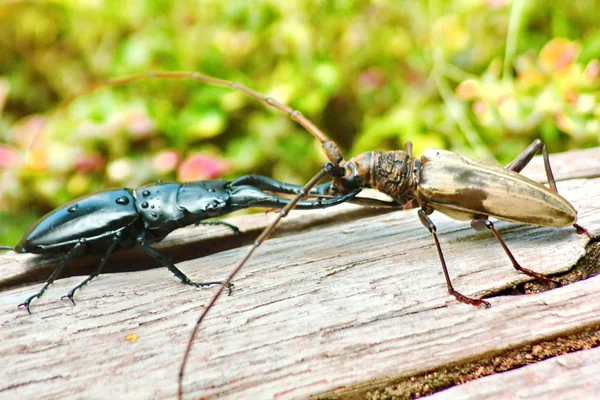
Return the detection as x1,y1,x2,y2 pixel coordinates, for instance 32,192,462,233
2,175,359,313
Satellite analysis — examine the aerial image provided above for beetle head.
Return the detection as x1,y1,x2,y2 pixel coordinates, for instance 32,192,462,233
338,152,373,191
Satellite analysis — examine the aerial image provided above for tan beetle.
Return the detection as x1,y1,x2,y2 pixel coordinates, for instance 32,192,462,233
320,139,591,306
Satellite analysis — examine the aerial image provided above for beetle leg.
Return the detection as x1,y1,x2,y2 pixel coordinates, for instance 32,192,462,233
417,209,491,307
195,221,240,236
505,139,556,190
61,232,124,305
573,223,595,240
18,239,88,313
470,218,561,287
135,235,234,295
506,140,595,239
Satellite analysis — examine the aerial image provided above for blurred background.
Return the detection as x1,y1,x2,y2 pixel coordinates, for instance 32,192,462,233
0,0,599,245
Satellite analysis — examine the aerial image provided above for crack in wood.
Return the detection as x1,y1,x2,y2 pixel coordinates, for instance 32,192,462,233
313,321,600,400
488,241,600,298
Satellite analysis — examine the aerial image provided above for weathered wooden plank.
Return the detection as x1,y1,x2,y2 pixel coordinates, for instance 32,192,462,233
0,174,598,399
427,346,600,399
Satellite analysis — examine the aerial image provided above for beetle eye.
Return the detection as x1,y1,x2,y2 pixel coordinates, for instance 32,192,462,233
205,199,224,215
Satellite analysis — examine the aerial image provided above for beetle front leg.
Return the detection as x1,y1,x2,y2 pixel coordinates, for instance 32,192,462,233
136,235,234,295
19,239,88,313
471,218,560,287
417,209,491,307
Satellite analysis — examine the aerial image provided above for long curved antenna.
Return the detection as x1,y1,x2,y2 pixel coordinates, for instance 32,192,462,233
0,246,14,250
177,166,332,400
71,71,345,164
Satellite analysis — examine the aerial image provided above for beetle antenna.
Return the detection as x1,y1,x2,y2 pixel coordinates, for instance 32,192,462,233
178,166,331,400
0,246,14,251
63,71,346,165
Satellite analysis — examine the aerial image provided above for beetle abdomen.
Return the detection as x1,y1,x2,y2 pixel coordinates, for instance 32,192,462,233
417,149,576,227
16,189,138,253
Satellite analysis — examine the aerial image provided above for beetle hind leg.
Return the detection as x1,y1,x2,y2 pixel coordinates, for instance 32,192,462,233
471,218,560,287
418,209,490,307
506,139,558,192
573,223,595,240
19,239,88,313
506,140,595,240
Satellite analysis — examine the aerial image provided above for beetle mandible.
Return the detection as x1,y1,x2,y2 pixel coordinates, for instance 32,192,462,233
2,175,359,313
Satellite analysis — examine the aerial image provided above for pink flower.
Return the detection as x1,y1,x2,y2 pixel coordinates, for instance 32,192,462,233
123,108,155,139
177,153,232,182
0,145,22,168
74,154,105,172
11,116,47,152
153,150,181,175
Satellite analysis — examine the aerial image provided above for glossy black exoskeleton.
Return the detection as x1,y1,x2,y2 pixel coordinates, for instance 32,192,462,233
4,175,359,313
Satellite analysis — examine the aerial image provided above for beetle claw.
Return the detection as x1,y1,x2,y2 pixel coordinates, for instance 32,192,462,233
18,297,36,314
17,303,31,314
451,291,490,308
61,293,77,305
188,280,234,295
226,282,234,296
517,266,560,288
574,223,595,240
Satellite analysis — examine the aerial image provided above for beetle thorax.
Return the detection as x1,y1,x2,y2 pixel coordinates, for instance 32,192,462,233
343,151,417,205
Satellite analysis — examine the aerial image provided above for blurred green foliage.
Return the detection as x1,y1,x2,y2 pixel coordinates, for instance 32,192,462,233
0,0,599,245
